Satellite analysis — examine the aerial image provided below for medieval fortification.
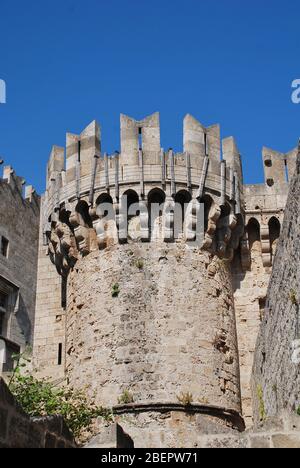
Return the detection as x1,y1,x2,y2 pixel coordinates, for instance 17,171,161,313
0,112,299,448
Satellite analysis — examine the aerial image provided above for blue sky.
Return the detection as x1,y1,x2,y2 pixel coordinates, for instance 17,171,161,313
0,0,299,193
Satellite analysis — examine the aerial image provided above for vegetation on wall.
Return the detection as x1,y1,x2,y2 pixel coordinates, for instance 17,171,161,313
177,392,193,406
257,385,266,422
8,352,112,439
118,389,134,404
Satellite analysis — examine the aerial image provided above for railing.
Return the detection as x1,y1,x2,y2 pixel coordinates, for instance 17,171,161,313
0,336,20,373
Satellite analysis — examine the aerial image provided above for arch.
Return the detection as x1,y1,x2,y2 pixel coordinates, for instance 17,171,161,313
119,190,140,242
96,193,114,220
201,194,214,233
59,209,71,226
75,200,92,228
148,188,166,240
268,217,281,257
122,189,140,220
174,190,192,238
247,218,261,251
220,203,231,218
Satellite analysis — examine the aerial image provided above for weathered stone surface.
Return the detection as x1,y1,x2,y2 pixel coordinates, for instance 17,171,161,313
252,153,300,424
65,245,241,417
0,166,40,361
272,434,300,449
2,115,300,447
0,378,76,448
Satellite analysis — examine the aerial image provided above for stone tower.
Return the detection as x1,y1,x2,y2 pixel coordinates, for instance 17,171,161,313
32,112,298,446
33,113,245,444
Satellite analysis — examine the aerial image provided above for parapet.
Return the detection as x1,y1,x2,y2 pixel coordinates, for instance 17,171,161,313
120,112,160,166
44,113,242,210
183,114,221,172
0,164,39,204
43,113,248,277
262,145,298,188
42,113,299,276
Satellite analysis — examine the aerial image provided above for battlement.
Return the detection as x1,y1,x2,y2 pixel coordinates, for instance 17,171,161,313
43,114,252,277
0,164,39,204
45,114,243,206
42,114,299,277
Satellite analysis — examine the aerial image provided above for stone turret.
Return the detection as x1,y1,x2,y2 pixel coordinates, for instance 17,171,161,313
32,112,298,444
32,113,245,443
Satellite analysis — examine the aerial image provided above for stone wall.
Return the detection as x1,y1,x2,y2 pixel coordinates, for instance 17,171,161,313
0,378,75,448
252,153,300,424
32,196,66,381
65,242,242,428
232,242,270,426
86,412,300,448
0,167,40,349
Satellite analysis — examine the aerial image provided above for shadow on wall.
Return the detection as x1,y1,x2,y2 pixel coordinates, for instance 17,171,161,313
16,295,32,344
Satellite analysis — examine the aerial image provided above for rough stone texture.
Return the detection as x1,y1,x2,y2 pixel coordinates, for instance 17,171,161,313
85,411,300,448
232,241,270,426
0,166,40,355
252,153,300,424
66,244,241,415
32,115,299,433
32,196,66,380
0,378,76,448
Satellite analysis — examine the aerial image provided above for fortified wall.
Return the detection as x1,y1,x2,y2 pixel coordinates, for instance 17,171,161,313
252,149,300,423
30,112,298,439
0,164,40,373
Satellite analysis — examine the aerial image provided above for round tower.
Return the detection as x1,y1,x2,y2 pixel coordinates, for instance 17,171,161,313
42,113,245,446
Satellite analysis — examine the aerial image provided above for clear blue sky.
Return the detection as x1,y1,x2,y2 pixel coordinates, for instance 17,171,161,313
0,0,299,193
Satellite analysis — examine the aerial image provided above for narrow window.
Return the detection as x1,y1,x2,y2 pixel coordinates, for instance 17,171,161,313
138,127,142,150
58,343,63,366
61,277,67,310
78,140,81,162
1,237,9,258
284,159,289,183
259,297,266,321
204,133,208,156
0,292,7,336
264,159,272,167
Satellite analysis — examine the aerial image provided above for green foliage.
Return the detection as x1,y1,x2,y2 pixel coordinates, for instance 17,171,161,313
289,289,298,306
297,406,300,416
177,392,193,406
111,283,120,298
118,389,134,404
135,258,144,270
257,385,266,422
9,353,112,439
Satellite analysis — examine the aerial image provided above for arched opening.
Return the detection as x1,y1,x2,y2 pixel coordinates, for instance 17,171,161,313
121,190,140,241
268,217,281,257
174,190,192,238
201,194,214,233
75,200,92,228
122,190,140,221
58,209,72,230
247,218,261,252
148,188,166,241
96,193,114,221
95,193,116,246
219,203,231,220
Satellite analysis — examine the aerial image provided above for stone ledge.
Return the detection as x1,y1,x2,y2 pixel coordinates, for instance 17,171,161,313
112,402,245,431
